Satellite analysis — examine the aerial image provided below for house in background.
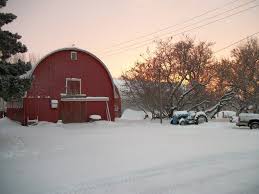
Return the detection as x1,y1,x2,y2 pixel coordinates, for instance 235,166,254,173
114,86,122,118
7,48,121,125
0,98,6,118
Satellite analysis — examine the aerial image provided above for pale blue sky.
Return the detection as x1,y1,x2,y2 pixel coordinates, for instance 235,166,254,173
2,0,259,77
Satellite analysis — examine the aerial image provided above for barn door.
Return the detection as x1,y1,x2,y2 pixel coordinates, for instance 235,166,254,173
26,98,39,120
60,101,86,123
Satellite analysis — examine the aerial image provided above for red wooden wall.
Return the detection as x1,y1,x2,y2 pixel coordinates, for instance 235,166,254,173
7,48,118,124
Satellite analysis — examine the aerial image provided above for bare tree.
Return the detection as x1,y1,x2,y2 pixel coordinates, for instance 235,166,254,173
213,38,259,114
8,52,40,66
121,37,215,118
205,90,235,118
231,38,259,113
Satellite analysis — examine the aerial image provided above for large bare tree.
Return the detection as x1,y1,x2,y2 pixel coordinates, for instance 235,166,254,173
229,38,259,113
121,37,215,118
213,38,259,113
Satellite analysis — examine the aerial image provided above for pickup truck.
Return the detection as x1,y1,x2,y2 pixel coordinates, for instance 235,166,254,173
236,113,259,129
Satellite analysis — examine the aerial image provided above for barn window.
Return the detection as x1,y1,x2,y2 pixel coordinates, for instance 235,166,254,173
66,78,81,95
71,51,77,60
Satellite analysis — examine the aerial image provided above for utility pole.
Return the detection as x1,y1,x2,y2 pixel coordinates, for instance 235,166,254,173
158,67,162,124
154,58,162,124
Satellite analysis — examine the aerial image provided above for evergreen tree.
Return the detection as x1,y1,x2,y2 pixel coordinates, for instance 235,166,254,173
0,0,31,101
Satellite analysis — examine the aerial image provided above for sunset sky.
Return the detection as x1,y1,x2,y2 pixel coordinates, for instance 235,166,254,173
2,0,259,78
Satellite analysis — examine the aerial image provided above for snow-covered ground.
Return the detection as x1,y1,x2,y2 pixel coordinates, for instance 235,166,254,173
121,109,150,120
0,117,259,194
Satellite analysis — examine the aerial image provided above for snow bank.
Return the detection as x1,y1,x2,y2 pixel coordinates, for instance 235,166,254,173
121,109,148,120
89,114,102,120
216,111,236,118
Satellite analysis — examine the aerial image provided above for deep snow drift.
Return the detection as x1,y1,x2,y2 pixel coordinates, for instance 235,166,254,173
0,117,259,194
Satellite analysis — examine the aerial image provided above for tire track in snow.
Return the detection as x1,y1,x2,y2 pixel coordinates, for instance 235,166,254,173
46,150,259,194
137,164,259,194
48,164,259,194
0,136,27,160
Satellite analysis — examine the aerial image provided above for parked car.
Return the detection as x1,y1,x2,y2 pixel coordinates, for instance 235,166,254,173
170,111,208,125
236,113,259,129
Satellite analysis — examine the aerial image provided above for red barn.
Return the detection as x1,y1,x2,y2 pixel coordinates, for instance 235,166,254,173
7,48,121,125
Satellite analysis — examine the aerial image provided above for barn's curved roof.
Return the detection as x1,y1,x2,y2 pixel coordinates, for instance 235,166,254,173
30,47,115,90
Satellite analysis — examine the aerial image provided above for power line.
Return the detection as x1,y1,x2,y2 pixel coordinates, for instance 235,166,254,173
102,4,258,57
214,31,259,53
100,0,243,52
101,1,257,55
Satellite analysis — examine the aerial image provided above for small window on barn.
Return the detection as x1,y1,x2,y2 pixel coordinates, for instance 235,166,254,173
71,51,77,60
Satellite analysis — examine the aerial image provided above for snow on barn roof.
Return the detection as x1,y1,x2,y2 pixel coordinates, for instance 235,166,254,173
113,79,124,89
113,78,124,94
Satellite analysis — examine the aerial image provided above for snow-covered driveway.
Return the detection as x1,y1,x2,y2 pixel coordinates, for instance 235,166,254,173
0,118,259,194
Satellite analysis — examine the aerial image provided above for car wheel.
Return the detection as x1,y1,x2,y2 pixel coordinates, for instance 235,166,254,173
179,121,185,125
196,115,207,124
250,122,259,129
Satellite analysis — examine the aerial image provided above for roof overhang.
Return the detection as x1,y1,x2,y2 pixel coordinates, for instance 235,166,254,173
61,96,109,102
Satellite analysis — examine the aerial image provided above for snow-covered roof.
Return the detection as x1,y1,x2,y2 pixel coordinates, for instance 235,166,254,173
239,113,259,117
113,79,124,89
173,111,188,116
